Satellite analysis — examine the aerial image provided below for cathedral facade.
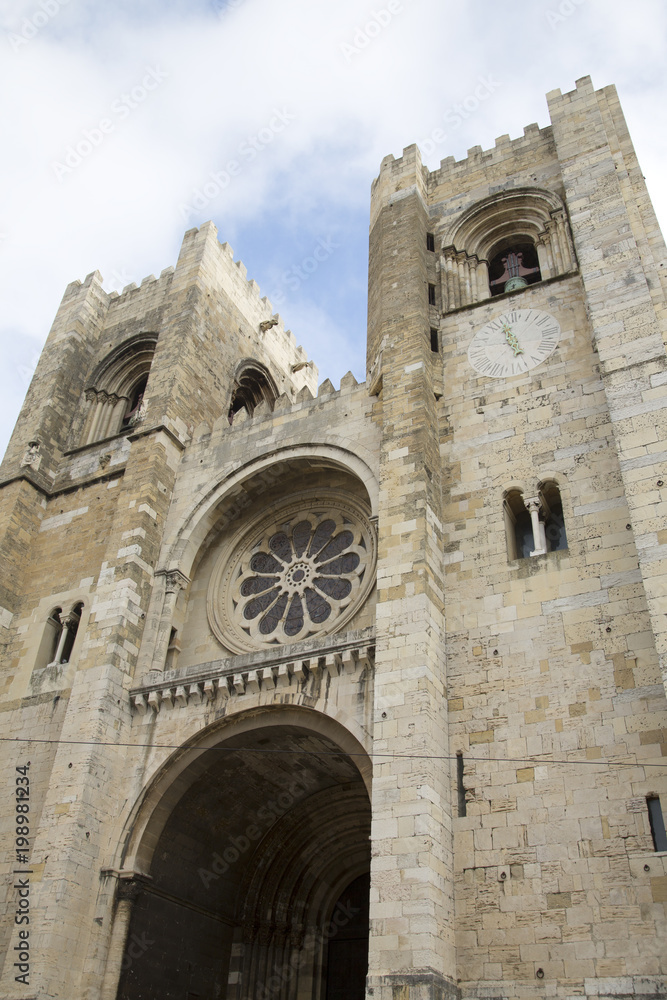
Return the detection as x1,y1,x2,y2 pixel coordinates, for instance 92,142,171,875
1,76,666,1000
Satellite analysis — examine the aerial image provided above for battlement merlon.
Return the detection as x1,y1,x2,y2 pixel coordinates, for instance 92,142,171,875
370,143,429,232
0,267,110,482
173,221,318,397
547,75,667,325
370,126,559,229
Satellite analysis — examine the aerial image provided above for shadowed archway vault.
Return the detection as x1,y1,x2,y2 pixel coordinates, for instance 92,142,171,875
115,722,371,1000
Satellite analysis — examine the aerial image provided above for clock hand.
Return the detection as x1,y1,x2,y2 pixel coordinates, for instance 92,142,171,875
502,321,524,357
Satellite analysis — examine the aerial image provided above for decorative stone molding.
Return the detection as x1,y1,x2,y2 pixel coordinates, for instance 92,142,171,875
129,628,375,715
20,440,41,469
80,333,157,445
438,187,577,313
156,568,190,595
441,247,489,311
116,872,152,902
207,490,376,654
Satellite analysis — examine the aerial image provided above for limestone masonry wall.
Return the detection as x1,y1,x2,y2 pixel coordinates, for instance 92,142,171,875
0,76,665,1000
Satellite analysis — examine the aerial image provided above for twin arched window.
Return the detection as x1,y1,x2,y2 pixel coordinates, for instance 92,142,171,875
504,481,567,561
81,335,157,445
37,603,84,669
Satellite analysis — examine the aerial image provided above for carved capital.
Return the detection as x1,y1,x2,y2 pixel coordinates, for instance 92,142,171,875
116,872,152,903
157,569,190,594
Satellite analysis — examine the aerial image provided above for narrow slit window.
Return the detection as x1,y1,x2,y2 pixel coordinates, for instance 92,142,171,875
430,328,439,353
426,233,435,252
165,627,181,670
457,752,466,817
428,283,436,306
647,796,667,851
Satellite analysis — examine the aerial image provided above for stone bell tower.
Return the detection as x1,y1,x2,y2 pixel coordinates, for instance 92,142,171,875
0,77,665,1000
365,75,667,1000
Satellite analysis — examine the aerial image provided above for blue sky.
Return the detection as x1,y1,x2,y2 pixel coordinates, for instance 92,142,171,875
1,0,666,456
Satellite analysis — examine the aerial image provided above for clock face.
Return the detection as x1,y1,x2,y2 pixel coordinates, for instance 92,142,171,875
467,309,561,378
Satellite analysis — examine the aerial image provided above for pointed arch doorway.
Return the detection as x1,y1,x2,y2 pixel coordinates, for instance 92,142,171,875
115,717,371,1000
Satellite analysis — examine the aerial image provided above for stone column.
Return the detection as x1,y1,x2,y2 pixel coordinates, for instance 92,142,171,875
153,569,190,671
86,390,106,444
475,258,489,302
525,497,547,556
47,610,78,666
443,248,458,311
99,873,151,1000
536,231,554,280
367,156,457,1000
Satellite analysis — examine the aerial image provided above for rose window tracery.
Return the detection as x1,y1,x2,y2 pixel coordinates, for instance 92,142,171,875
207,493,376,653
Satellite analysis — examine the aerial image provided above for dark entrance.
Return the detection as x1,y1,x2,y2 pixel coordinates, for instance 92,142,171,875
324,873,370,1000
115,722,371,1000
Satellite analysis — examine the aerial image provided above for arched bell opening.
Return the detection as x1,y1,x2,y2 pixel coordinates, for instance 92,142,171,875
440,187,576,311
488,240,541,295
115,722,371,1000
228,360,278,422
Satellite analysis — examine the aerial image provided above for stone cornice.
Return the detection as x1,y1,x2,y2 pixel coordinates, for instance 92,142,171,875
130,626,375,714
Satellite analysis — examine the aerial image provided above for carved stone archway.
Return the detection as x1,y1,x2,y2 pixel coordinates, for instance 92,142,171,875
109,712,372,1000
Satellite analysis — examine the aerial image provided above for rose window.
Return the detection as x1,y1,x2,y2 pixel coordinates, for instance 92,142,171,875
207,493,376,653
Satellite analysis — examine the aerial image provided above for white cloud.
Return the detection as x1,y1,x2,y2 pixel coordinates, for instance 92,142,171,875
1,0,666,455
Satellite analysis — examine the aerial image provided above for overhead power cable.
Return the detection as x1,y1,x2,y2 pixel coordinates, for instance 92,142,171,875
1,735,664,768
